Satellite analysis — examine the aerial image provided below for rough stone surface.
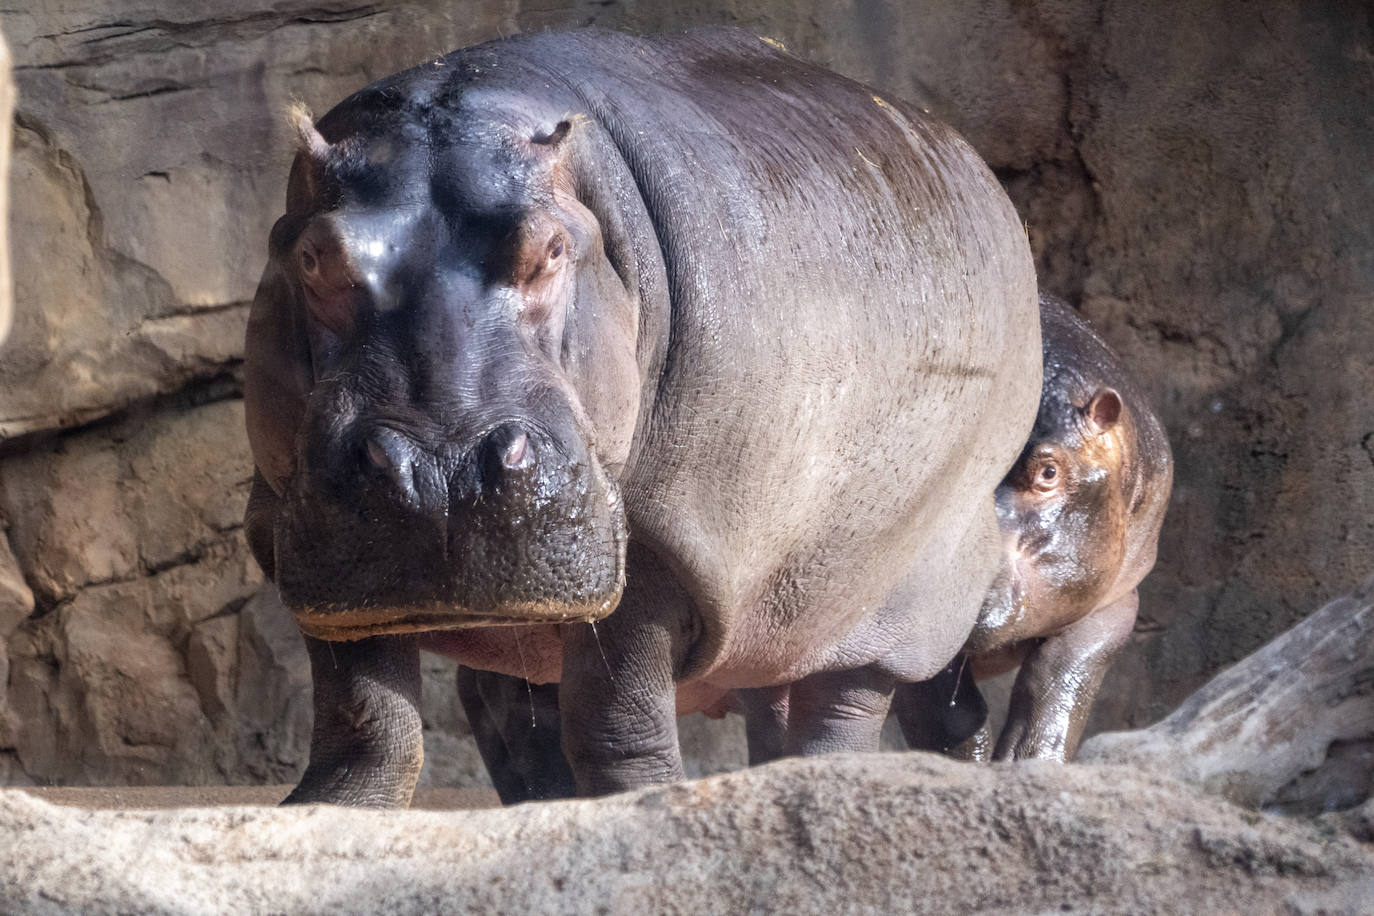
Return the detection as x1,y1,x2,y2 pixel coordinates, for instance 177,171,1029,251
2,755,1371,915
0,0,1370,792
0,25,12,344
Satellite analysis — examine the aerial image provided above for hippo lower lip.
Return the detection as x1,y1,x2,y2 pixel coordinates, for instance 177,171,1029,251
295,596,621,642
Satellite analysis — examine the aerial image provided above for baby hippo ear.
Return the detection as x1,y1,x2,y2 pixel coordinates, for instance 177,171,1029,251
1086,387,1123,434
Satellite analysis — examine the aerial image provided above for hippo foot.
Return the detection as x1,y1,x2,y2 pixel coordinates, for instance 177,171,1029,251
283,634,424,808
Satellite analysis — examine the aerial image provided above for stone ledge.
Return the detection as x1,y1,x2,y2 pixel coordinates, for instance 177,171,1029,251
2,754,1370,915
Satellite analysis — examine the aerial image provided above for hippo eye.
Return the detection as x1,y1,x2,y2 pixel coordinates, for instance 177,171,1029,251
547,237,565,262
1032,463,1060,492
300,246,318,274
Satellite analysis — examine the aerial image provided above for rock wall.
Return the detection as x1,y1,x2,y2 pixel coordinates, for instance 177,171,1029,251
0,0,1370,787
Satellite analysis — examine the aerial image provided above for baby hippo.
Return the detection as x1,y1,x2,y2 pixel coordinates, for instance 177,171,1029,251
894,293,1173,762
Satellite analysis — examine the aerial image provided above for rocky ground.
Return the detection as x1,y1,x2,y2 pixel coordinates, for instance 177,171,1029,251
3,754,1372,915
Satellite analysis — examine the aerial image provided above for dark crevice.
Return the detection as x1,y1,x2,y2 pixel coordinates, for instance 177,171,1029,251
145,301,251,323
27,591,72,624
144,546,210,578
16,7,385,71
23,534,251,624
204,594,253,625
104,83,195,103
0,370,244,459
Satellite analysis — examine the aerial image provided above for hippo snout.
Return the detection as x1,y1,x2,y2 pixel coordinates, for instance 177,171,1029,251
273,414,627,640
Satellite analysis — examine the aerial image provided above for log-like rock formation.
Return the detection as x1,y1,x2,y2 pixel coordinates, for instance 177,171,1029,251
1082,571,1374,814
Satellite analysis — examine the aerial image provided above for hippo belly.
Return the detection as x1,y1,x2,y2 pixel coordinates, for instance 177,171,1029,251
244,26,1040,805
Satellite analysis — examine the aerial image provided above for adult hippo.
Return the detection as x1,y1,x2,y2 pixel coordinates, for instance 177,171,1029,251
896,294,1174,762
243,26,1040,806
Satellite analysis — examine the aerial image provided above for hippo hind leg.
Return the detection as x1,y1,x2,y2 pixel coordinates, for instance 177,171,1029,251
782,666,895,757
735,684,791,766
893,656,991,761
456,667,576,804
994,590,1139,761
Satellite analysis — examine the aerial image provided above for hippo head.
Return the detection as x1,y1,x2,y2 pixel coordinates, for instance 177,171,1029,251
244,80,642,640
979,385,1131,635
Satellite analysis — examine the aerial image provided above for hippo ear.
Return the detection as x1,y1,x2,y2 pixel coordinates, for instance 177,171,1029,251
286,102,332,203
531,118,574,149
1086,388,1123,434
244,223,314,495
289,102,331,164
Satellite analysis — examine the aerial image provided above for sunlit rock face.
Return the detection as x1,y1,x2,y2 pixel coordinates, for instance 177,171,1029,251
1,0,1371,787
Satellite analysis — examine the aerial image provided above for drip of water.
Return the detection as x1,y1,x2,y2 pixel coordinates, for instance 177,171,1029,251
589,620,614,682
949,654,969,707
513,626,536,728
327,641,337,672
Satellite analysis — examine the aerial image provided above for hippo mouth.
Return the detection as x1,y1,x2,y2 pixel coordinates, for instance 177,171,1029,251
294,595,621,642
274,445,629,640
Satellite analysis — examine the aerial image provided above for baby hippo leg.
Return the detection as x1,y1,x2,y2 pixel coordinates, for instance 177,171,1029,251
995,590,1139,761
894,658,992,761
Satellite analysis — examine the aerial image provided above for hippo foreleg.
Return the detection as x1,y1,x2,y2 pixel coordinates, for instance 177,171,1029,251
782,666,896,757
994,590,1139,761
893,659,992,761
456,667,575,803
283,634,424,807
558,547,692,796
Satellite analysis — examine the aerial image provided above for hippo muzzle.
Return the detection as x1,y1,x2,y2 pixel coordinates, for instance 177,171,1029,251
274,411,628,640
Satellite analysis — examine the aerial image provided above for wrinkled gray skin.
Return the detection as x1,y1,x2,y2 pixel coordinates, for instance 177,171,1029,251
243,27,1040,807
894,294,1174,762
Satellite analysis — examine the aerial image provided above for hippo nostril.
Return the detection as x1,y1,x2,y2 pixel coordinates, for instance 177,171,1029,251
359,429,421,501
365,436,392,471
502,430,531,469
480,423,537,489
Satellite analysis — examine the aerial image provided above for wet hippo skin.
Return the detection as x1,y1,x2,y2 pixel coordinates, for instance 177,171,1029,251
243,26,1041,806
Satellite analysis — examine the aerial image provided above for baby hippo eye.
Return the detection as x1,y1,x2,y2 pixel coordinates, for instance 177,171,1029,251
300,247,318,273
1031,462,1060,493
548,236,565,261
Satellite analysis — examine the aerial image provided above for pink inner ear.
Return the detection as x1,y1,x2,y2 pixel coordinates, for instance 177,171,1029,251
1089,388,1123,430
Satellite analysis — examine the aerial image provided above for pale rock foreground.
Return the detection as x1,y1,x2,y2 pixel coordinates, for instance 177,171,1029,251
2,754,1371,915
